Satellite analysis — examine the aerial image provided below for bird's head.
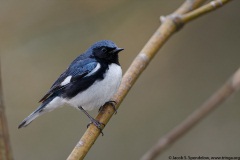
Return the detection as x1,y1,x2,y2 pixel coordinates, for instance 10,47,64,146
88,40,124,64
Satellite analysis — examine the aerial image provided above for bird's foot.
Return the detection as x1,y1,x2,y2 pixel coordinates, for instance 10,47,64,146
78,106,105,136
98,100,118,114
87,119,105,136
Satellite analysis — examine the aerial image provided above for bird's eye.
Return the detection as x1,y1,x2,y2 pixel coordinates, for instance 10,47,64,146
101,48,107,53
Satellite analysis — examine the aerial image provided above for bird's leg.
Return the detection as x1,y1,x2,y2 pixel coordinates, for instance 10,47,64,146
78,106,105,136
98,100,118,114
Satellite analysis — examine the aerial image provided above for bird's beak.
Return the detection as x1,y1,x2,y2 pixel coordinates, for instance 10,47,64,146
112,47,124,54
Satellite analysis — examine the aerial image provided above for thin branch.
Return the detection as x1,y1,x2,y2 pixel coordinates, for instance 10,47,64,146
0,59,13,160
174,0,207,14
67,0,232,159
140,67,240,160
180,0,232,23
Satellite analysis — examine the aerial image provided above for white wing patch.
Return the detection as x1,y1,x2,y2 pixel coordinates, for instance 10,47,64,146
85,63,101,77
61,76,72,86
60,63,100,86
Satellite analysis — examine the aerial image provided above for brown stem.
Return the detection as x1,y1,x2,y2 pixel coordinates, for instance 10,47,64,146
0,59,13,160
140,71,237,160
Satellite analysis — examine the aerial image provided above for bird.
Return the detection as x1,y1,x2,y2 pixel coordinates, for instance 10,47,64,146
18,40,124,132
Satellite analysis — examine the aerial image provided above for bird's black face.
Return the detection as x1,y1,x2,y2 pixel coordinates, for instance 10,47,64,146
93,46,124,64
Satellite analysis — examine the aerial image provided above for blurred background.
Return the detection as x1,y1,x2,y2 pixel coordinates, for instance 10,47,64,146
1,0,240,159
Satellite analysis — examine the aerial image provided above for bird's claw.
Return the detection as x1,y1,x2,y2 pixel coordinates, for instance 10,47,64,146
99,100,118,114
87,119,105,136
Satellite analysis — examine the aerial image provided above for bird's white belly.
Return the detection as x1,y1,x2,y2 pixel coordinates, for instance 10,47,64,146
66,63,122,111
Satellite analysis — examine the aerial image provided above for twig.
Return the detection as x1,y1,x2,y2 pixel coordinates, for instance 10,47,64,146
0,59,13,160
180,0,232,23
67,0,232,159
140,67,240,160
174,0,207,14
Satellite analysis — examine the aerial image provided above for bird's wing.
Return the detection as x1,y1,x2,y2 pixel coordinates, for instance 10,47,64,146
39,59,98,103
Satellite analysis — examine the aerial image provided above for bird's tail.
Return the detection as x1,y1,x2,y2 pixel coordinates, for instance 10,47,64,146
18,105,45,129
18,96,63,129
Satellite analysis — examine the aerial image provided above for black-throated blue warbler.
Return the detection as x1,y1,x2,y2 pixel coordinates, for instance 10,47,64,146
18,40,124,132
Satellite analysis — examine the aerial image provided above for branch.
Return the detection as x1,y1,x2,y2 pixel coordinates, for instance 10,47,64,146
140,67,240,160
180,0,232,23
67,0,232,159
0,59,13,160
174,0,207,14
